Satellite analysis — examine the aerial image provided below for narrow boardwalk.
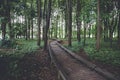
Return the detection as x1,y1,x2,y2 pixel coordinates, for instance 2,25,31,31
50,41,107,80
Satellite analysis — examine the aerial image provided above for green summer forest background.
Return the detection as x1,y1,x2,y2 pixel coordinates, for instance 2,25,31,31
0,0,120,79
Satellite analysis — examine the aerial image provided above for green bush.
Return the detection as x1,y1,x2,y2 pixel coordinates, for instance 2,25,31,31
0,39,41,78
65,41,83,52
85,44,120,66
0,39,17,48
64,40,120,66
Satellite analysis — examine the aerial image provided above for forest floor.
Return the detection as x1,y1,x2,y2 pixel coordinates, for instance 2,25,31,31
0,39,120,80
0,49,58,80
60,40,120,78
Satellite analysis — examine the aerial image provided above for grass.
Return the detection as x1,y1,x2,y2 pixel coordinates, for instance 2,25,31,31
64,38,120,66
0,39,44,57
64,41,83,52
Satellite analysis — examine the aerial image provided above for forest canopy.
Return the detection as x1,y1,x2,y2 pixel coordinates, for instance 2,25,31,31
0,0,120,50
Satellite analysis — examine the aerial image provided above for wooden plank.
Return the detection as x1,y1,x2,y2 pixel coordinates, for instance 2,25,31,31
48,43,68,80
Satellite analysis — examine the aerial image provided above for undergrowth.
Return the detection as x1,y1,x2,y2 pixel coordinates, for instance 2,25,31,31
0,39,43,79
64,41,83,52
64,39,120,66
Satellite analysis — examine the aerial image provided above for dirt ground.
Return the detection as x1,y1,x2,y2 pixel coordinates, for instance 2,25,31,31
0,50,58,80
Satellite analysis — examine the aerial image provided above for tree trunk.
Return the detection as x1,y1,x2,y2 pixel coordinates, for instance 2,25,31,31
118,16,120,44
42,0,47,40
76,0,81,42
118,23,120,44
109,28,113,47
55,16,58,38
1,0,7,40
88,27,91,38
44,0,52,50
117,1,120,47
37,0,42,46
103,21,109,41
62,12,64,38
31,19,33,39
7,0,13,40
25,16,28,40
28,18,30,39
65,0,68,38
1,22,6,40
31,0,34,39
96,0,101,50
83,23,86,46
67,0,72,47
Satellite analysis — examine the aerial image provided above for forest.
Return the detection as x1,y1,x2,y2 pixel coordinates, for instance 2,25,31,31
0,0,120,80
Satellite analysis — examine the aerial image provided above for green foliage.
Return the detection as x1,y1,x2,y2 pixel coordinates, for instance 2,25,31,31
14,39,40,56
64,41,83,53
64,39,120,66
0,39,17,48
85,39,120,66
85,47,120,66
0,40,42,78
0,39,40,58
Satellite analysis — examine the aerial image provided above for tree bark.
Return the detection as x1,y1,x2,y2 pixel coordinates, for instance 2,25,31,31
1,0,6,40
88,27,91,38
42,0,47,40
76,0,81,42
118,19,120,44
67,0,72,47
37,0,42,46
31,0,34,39
83,23,86,46
96,0,101,50
28,18,30,39
1,22,6,40
44,0,52,50
118,1,120,45
25,15,28,40
7,0,13,40
65,1,68,38
31,19,33,39
109,28,113,47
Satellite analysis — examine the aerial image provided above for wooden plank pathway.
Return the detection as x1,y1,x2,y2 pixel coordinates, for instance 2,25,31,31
49,41,108,80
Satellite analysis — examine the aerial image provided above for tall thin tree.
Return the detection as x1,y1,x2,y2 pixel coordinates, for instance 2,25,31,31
96,0,101,50
76,0,81,42
37,0,42,46
66,0,72,46
118,1,120,44
7,0,13,40
44,0,52,50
